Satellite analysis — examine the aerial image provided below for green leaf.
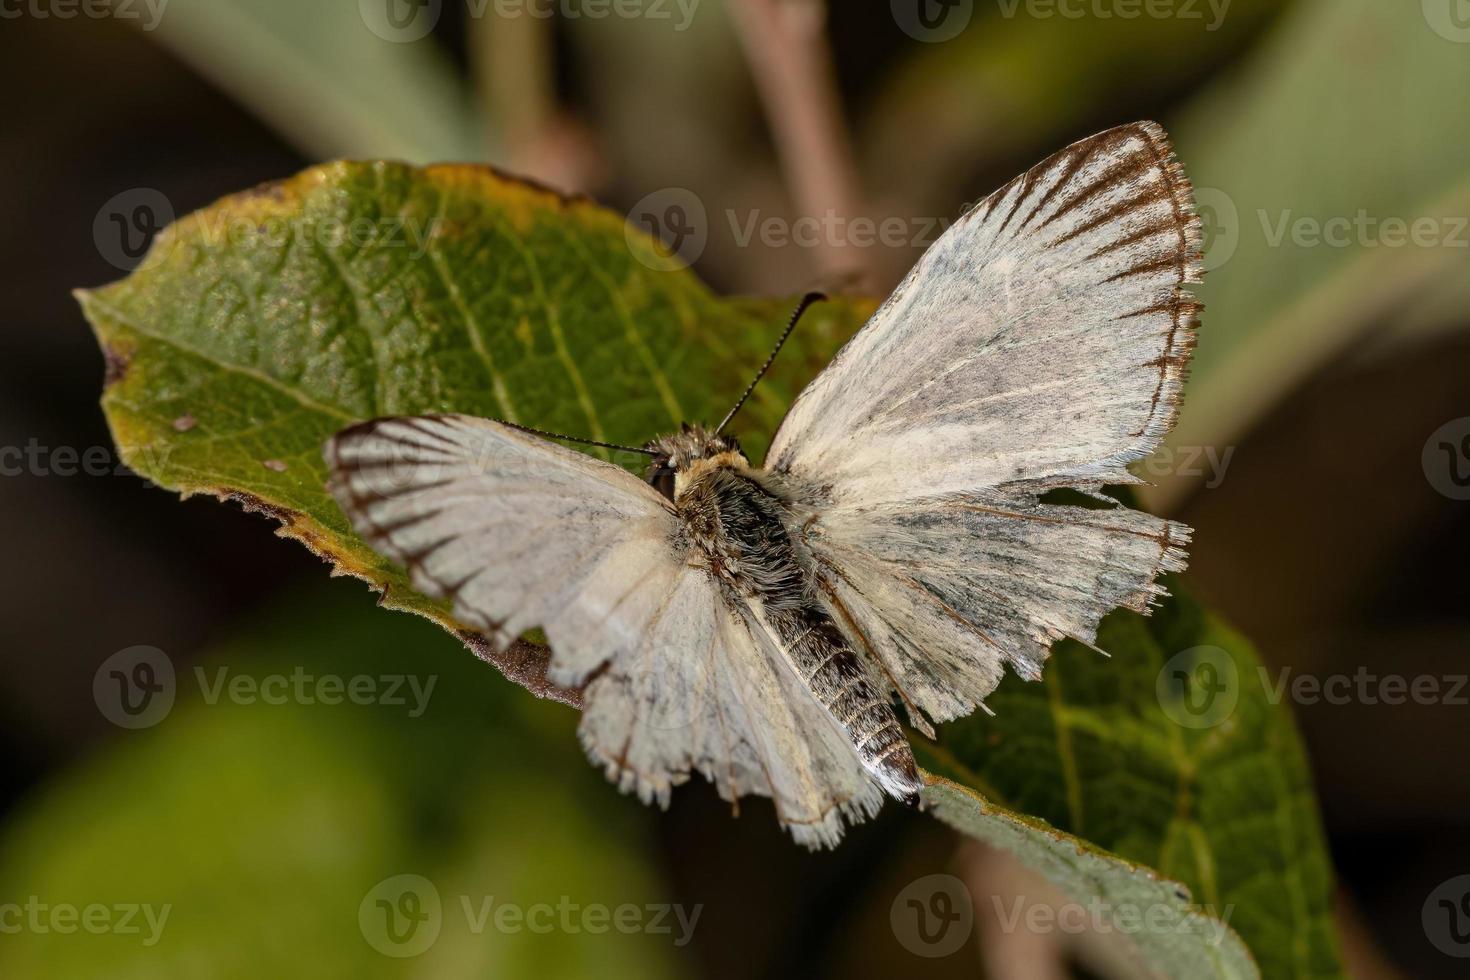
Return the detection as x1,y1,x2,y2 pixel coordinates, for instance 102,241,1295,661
77,160,1340,976
76,160,872,694
919,577,1344,979
925,777,1257,978
0,589,683,978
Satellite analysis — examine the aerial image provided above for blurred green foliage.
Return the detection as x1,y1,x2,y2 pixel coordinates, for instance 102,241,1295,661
1169,0,1470,461
0,588,683,978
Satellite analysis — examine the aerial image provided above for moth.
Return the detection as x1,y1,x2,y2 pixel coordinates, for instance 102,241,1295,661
325,121,1201,848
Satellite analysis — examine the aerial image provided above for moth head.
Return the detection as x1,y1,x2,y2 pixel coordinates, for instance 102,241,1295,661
644,424,746,501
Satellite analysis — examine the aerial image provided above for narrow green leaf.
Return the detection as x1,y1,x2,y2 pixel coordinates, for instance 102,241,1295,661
147,0,487,163
1156,0,1470,502
924,777,1258,978
919,578,1344,978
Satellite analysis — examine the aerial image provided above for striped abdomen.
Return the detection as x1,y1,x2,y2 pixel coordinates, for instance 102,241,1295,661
767,603,922,804
686,466,922,803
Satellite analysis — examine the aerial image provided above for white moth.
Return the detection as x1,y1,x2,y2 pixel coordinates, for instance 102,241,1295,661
325,122,1202,848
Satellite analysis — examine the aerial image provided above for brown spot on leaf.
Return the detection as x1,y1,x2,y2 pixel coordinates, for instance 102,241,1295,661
261,459,288,472
102,345,131,388
424,162,594,208
172,414,197,432
228,490,300,526
457,630,583,710
221,489,346,563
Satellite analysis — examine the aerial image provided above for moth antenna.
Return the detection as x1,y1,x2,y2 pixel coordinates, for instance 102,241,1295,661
488,418,659,457
716,291,826,435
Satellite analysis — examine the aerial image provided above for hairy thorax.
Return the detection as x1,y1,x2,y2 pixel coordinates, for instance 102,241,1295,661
677,461,807,604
